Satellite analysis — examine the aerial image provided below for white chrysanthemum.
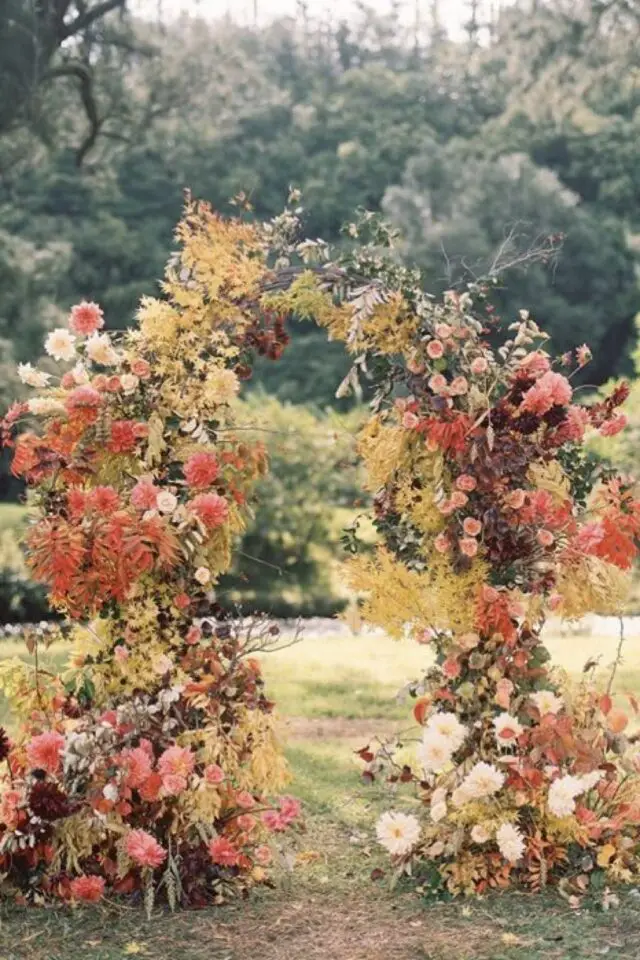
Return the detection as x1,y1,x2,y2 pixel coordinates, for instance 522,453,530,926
496,822,525,863
194,566,211,585
548,775,583,817
86,332,118,366
493,712,524,746
419,731,454,773
45,328,76,361
471,824,491,844
157,491,178,514
461,762,505,800
28,397,65,416
120,373,139,395
376,811,421,857
426,712,467,752
531,690,563,716
18,363,51,388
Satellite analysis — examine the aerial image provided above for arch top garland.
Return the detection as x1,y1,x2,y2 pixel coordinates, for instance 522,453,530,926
1,195,639,905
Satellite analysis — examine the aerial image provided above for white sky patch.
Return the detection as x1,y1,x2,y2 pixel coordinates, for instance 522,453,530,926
130,0,511,40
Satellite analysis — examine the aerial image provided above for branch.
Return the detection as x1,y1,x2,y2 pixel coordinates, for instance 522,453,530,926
44,61,102,165
61,0,127,40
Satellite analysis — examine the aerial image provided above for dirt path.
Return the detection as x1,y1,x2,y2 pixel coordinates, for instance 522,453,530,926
282,716,400,741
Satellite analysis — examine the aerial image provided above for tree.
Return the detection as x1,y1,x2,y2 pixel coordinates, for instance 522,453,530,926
0,1,129,152
384,143,639,381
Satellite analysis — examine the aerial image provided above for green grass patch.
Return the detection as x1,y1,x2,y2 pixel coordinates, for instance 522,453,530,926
0,503,26,533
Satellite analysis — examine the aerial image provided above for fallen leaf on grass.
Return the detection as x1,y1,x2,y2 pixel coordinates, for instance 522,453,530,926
501,933,521,946
296,850,323,865
123,942,147,955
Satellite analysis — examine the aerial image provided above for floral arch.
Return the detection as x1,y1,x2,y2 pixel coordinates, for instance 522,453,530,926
1,197,639,907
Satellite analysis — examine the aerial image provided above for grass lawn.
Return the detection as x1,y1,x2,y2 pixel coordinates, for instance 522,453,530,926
1,623,640,959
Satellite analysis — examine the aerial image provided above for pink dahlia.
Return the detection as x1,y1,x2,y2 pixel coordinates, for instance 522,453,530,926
600,414,627,437
190,492,229,529
520,371,572,416
125,829,167,869
65,385,102,412
69,301,104,336
69,875,105,902
26,731,65,775
262,810,287,832
208,836,241,866
108,420,142,454
183,452,219,488
518,351,551,379
161,774,187,796
158,745,195,779
278,795,301,825
120,746,153,789
130,478,159,511
574,522,605,554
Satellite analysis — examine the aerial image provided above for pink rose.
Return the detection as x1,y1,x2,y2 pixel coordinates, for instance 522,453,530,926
505,489,526,509
471,357,488,375
537,529,554,547
204,764,225,785
463,517,482,537
449,376,469,396
434,533,450,554
402,411,420,429
459,537,478,557
428,373,448,394
455,474,477,492
426,340,444,360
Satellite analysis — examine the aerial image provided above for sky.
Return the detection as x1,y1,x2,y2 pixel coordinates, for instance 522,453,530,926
130,0,499,38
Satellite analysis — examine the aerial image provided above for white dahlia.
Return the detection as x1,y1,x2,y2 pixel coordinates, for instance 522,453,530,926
45,328,76,362
548,775,583,817
462,762,505,801
18,363,51,388
376,811,421,857
86,332,118,366
531,690,563,716
496,822,525,863
471,824,491,844
419,731,454,774
426,711,467,752
493,712,524,746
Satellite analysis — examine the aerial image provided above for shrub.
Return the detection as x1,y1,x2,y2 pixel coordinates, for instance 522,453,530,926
220,395,366,617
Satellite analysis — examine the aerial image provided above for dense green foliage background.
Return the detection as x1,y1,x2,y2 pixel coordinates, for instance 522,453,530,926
2,0,640,619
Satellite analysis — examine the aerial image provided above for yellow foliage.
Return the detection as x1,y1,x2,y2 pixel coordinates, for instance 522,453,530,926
356,415,408,490
394,451,447,536
346,547,487,639
555,554,631,619
527,460,571,503
261,271,352,330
